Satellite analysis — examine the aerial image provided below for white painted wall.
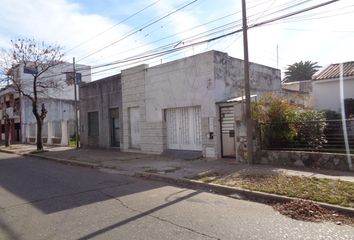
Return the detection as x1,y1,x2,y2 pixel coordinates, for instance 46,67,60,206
312,77,354,112
22,98,75,124
121,50,281,158
282,82,300,91
18,62,91,100
145,51,216,122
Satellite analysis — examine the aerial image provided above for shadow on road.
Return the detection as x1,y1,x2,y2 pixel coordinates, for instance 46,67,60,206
0,153,163,214
77,191,200,240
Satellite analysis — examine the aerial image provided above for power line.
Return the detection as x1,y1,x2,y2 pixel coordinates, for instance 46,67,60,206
64,0,162,56
74,0,340,74
249,0,339,29
76,0,199,62
257,4,353,26
280,27,354,33
38,0,341,81
74,0,316,65
100,11,242,62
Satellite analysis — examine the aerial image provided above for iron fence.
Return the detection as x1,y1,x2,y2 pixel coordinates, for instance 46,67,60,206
259,119,354,153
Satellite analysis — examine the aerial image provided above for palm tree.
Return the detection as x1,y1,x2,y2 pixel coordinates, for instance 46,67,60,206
283,61,320,83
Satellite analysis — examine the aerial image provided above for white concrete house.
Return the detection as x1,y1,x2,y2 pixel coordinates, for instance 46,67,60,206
120,50,281,160
312,61,354,116
1,62,91,146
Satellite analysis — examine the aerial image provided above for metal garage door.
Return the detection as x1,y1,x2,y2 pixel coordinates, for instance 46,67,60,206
166,106,202,151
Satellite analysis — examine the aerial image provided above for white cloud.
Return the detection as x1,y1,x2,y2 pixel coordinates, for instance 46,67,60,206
1,0,353,81
0,0,155,79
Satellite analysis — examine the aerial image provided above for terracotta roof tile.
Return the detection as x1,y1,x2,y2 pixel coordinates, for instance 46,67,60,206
313,61,354,80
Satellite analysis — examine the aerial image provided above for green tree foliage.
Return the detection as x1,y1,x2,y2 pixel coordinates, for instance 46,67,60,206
293,110,327,150
253,94,297,147
253,94,327,149
283,60,321,83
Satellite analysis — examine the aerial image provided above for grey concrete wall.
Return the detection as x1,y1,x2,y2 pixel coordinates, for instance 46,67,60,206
213,51,281,102
144,52,216,156
120,51,281,158
79,74,122,148
213,51,281,159
121,53,218,156
121,65,147,152
258,150,354,172
278,89,312,108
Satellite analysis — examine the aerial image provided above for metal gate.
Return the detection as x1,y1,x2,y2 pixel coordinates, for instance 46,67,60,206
166,106,202,151
220,106,235,157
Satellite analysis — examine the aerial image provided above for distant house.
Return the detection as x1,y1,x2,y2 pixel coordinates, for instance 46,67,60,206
312,61,354,116
80,50,282,160
0,62,91,145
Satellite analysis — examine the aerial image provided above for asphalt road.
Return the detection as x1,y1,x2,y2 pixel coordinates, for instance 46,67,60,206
0,152,353,240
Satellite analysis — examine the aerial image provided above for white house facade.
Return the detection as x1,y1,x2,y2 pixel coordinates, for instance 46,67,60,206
312,61,354,116
120,50,281,159
0,62,91,146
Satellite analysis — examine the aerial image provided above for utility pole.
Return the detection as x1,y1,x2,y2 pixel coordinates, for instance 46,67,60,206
276,44,279,69
242,0,253,164
73,57,79,148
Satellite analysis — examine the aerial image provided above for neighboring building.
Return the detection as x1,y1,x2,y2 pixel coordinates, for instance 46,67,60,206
312,61,354,116
119,51,281,159
280,80,312,108
0,87,21,144
79,74,122,148
0,62,91,145
79,51,281,160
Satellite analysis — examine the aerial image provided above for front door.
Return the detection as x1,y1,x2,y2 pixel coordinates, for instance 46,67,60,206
110,108,120,147
220,106,235,157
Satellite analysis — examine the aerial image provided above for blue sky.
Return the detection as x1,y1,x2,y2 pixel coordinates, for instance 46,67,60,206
1,0,354,80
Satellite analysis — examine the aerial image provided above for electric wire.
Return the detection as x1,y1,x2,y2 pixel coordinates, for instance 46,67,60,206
76,0,199,62
64,0,162,56
34,0,343,81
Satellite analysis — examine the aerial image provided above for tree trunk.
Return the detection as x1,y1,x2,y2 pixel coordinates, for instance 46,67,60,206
36,119,43,150
4,122,10,147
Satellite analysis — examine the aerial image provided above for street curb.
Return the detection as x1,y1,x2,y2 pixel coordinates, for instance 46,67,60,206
134,171,354,216
0,149,18,154
1,148,353,216
25,153,100,168
0,149,99,168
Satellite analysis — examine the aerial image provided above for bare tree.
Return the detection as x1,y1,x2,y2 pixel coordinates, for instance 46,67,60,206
0,38,64,150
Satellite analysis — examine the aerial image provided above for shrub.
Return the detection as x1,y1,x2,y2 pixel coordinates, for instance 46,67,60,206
253,94,327,149
293,110,327,149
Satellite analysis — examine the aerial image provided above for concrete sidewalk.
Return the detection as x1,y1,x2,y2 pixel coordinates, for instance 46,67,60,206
1,144,353,183
1,143,354,214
